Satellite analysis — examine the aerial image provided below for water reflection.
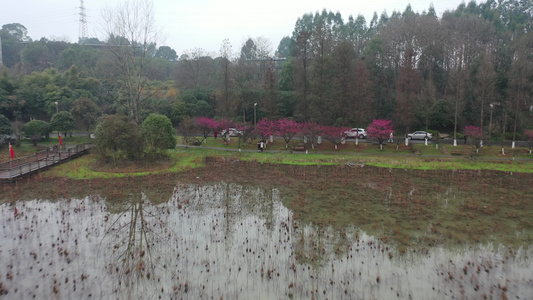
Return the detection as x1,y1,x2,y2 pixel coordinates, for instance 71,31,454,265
1,183,532,299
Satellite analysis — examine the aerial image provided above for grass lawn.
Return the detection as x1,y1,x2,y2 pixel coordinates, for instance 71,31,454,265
2,136,532,177
184,136,532,158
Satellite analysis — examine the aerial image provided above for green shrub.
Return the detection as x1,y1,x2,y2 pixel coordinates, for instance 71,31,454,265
95,115,142,163
23,120,51,145
50,111,76,136
142,113,176,159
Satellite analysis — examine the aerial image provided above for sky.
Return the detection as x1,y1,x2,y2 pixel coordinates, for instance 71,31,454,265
2,0,470,57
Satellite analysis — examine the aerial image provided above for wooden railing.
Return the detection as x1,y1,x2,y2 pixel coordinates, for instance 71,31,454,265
0,144,91,182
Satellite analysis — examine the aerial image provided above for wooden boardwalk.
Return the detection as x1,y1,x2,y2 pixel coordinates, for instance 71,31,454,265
0,144,91,183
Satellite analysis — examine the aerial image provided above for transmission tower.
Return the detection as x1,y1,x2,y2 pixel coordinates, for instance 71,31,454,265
78,0,88,42
0,36,3,67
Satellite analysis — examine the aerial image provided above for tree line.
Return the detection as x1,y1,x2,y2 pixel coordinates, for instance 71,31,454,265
1,0,532,147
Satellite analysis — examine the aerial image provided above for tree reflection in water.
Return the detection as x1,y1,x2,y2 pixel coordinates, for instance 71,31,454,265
0,183,532,299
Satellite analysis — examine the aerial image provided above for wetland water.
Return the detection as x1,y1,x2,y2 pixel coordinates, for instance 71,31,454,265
1,178,532,299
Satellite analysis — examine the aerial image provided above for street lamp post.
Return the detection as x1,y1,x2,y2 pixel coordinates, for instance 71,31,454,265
54,102,59,140
254,103,257,127
489,103,494,140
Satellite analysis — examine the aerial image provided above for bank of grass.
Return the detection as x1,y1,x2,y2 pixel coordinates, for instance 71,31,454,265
246,151,533,172
43,150,208,179
40,143,533,180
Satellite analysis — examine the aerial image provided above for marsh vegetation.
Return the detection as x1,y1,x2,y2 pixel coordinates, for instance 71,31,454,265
1,155,532,299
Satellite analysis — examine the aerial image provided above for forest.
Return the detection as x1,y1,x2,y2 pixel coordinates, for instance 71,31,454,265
0,0,532,142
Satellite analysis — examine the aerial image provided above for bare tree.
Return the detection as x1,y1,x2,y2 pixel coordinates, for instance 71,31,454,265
442,13,494,146
253,36,273,59
100,0,160,124
262,59,279,119
331,40,357,126
293,30,312,120
395,48,422,136
217,39,235,118
473,54,497,145
508,33,533,148
176,47,212,89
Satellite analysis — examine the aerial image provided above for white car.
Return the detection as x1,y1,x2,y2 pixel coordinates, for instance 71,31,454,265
221,128,242,137
408,131,433,140
344,128,367,139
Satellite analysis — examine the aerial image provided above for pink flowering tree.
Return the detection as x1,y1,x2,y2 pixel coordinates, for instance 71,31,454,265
464,125,483,151
367,119,393,149
300,122,322,149
255,118,275,142
237,123,254,146
217,119,235,134
217,119,235,144
321,125,350,149
274,119,301,148
195,117,218,143
526,130,533,154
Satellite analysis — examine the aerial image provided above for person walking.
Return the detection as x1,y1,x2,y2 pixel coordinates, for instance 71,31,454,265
388,132,394,143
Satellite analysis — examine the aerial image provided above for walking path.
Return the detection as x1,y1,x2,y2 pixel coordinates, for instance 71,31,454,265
0,144,91,183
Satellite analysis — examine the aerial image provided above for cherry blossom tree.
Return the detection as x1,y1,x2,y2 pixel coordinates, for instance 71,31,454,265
254,119,275,142
195,117,218,143
367,119,393,150
526,130,533,154
236,123,253,148
464,125,483,152
274,119,301,148
217,119,234,134
321,125,350,149
300,122,322,149
217,119,235,144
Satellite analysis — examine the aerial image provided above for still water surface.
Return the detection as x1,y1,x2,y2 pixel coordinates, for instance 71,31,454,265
1,183,532,299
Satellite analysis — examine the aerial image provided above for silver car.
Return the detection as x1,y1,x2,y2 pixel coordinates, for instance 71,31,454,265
344,128,367,139
408,131,433,140
221,128,242,137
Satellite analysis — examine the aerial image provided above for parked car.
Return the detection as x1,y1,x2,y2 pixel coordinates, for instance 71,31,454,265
221,128,242,137
344,128,367,139
408,131,433,140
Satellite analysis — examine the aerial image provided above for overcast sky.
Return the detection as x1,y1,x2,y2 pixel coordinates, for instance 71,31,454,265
2,0,469,56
